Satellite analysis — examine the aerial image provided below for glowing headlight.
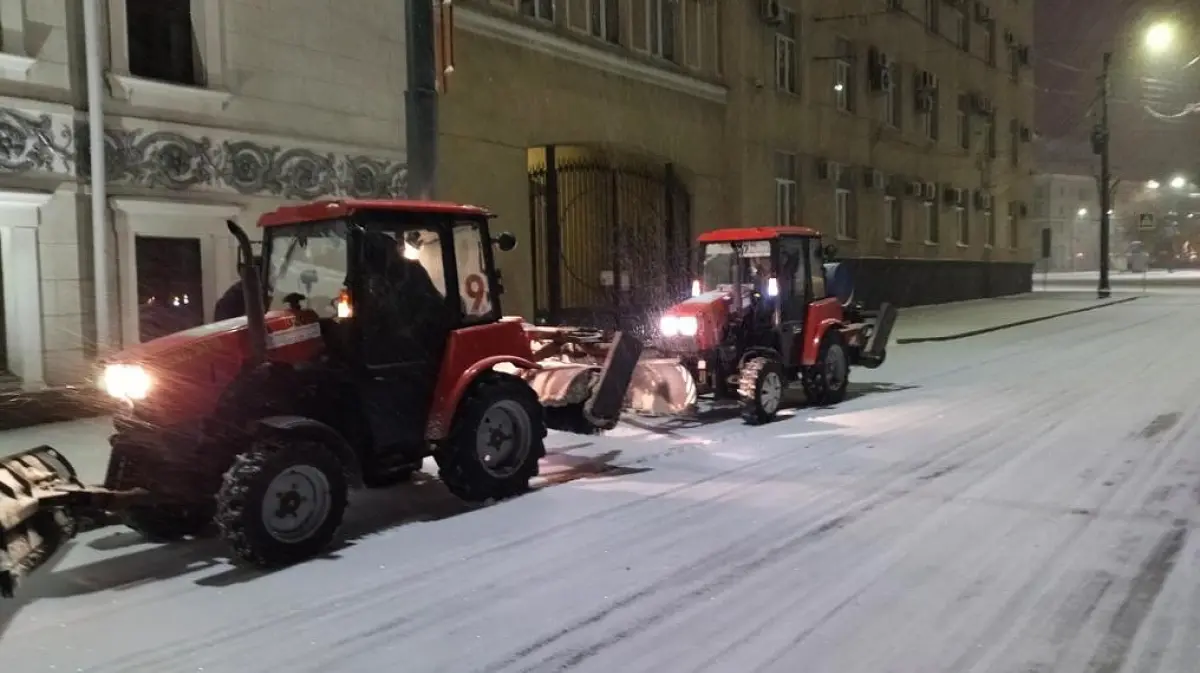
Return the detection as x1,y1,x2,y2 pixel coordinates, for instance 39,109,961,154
101,364,152,401
659,315,698,337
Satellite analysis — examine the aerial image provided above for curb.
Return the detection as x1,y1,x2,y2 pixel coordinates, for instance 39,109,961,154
896,295,1142,344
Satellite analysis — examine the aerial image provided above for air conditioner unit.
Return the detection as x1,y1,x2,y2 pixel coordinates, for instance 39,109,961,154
816,158,836,180
923,182,937,200
864,169,886,190
886,0,903,10
974,2,991,22
905,181,923,198
1019,126,1033,142
969,93,992,115
760,0,784,25
943,186,961,205
1004,30,1016,46
974,191,992,210
1019,202,1029,217
918,71,937,91
1016,45,1031,66
869,49,893,92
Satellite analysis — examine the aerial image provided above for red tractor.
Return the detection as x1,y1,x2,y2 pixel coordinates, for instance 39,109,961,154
623,226,896,424
0,199,642,595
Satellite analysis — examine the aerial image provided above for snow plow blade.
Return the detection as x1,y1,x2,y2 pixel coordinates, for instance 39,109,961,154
625,358,698,416
0,445,84,597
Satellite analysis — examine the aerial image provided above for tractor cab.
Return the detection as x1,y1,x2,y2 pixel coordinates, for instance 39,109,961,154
258,200,516,369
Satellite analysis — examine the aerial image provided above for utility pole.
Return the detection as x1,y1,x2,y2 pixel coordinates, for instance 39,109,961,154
1095,51,1113,298
406,0,439,199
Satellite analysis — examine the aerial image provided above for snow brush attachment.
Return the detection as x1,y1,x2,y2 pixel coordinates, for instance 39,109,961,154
625,359,699,416
0,445,83,597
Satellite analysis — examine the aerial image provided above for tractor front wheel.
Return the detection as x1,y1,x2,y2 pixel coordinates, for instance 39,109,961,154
123,505,213,542
436,374,545,502
739,357,786,425
215,439,348,567
803,334,850,406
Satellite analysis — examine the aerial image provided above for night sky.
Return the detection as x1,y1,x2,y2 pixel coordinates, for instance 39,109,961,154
1035,0,1199,179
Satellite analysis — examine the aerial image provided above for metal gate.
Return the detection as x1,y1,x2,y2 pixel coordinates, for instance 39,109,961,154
529,149,690,331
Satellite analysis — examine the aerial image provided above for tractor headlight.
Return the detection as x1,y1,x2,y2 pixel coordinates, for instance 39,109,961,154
101,364,152,401
659,315,699,337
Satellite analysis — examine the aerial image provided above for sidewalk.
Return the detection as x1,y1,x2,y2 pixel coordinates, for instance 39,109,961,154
892,292,1140,343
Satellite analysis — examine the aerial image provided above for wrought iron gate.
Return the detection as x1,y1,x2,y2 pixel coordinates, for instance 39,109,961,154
528,149,690,331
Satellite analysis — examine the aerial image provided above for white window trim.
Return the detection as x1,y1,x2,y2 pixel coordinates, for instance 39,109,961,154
923,201,938,245
883,72,897,127
956,104,969,148
110,197,244,348
516,0,554,22
835,188,854,239
684,0,702,69
834,59,851,111
984,208,995,247
1008,212,1018,249
106,0,233,115
648,0,669,58
776,177,797,226
0,190,52,387
884,195,901,242
955,205,969,246
0,0,35,82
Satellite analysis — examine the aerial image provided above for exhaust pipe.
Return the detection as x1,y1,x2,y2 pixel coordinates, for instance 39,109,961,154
227,221,267,366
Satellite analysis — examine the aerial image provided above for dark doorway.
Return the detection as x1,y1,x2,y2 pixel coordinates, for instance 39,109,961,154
136,237,204,342
528,146,690,333
126,0,200,86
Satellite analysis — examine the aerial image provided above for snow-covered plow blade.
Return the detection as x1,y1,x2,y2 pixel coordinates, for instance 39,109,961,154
626,359,698,416
0,446,84,596
523,328,644,432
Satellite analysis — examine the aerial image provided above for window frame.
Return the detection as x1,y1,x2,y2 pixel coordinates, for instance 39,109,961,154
519,0,555,22
775,9,798,93
955,205,969,245
924,201,940,244
883,63,900,127
835,186,855,239
775,152,798,226
885,195,902,241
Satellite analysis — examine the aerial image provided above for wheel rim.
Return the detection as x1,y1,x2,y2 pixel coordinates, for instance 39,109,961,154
475,399,533,478
261,465,332,544
825,344,847,390
760,371,783,414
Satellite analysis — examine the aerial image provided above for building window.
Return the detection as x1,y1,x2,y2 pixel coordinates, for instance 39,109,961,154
954,8,969,50
585,0,620,43
925,0,938,32
982,19,996,65
683,0,702,67
983,113,996,157
648,0,678,61
924,201,939,243
885,195,902,241
775,10,797,93
956,94,970,149
775,152,798,226
1009,46,1020,78
985,206,996,246
923,88,939,141
126,0,199,86
884,63,901,128
519,0,554,21
834,38,854,112
1008,201,1019,248
956,205,969,244
1009,118,1019,166
835,187,856,238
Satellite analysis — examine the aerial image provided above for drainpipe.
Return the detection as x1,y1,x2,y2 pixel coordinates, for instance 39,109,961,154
83,0,109,352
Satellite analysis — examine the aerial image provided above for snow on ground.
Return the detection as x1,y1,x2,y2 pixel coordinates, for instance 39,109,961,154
4,294,1200,672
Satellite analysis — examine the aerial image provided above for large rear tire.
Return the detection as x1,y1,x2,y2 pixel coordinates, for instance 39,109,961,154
802,334,850,406
436,374,545,502
739,357,786,425
215,440,348,567
123,505,213,542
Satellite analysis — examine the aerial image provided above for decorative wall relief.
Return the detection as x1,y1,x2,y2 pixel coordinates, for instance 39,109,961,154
0,108,73,174
71,121,408,198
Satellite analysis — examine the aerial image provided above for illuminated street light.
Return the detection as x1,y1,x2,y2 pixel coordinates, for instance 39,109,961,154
1146,22,1176,54
1147,180,1160,189
1077,207,1088,217
1171,175,1187,189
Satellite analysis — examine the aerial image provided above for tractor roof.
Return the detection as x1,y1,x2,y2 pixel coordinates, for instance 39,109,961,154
697,226,821,243
259,199,492,228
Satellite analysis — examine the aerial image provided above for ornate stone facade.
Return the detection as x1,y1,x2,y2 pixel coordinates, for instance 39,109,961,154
0,106,407,198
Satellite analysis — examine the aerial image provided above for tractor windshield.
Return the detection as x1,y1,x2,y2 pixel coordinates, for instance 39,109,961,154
267,219,350,318
700,240,773,297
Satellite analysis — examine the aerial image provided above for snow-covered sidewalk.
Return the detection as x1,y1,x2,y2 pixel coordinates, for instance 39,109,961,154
893,292,1139,343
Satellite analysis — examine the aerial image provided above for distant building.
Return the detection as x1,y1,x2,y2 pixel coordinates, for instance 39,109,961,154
1031,172,1156,271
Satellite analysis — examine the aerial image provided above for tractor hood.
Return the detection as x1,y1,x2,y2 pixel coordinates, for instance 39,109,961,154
658,290,733,351
100,311,324,420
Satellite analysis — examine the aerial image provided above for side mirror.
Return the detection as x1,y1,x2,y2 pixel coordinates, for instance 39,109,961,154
494,232,517,252
823,244,838,260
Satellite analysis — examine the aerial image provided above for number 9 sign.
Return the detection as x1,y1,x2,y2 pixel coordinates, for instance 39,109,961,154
464,273,487,314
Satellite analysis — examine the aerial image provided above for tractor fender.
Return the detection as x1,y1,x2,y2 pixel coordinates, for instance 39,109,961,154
252,415,363,487
802,318,845,366
426,356,541,441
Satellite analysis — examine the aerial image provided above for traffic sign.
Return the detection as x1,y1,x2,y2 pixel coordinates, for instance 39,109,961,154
1139,213,1155,231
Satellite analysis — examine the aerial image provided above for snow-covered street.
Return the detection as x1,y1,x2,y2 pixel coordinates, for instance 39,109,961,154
4,292,1200,672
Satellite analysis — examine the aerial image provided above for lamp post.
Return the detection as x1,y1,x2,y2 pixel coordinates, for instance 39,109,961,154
1095,52,1113,298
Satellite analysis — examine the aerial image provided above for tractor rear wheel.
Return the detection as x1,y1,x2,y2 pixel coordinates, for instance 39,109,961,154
802,334,850,405
123,505,213,542
215,439,348,567
436,374,545,502
739,357,786,425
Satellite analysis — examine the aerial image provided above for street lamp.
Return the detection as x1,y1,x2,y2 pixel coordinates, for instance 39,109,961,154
1148,180,1160,189
1146,21,1175,54
1171,175,1188,189
1078,208,1088,217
